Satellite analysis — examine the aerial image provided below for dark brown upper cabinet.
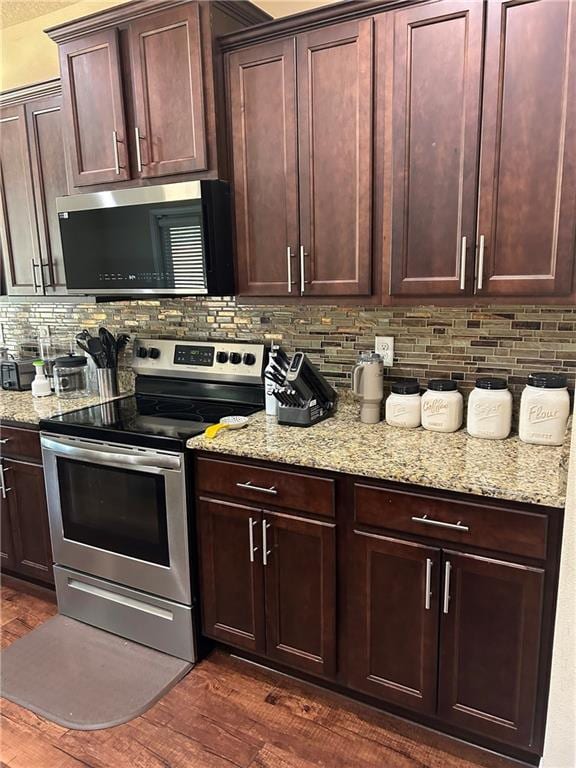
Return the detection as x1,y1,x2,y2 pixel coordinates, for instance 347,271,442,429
476,0,576,298
0,81,69,296
128,3,207,177
47,0,271,191
60,29,129,187
227,18,373,298
297,20,373,297
0,104,40,295
438,551,544,748
383,0,576,301
25,94,69,293
385,1,483,298
228,38,299,296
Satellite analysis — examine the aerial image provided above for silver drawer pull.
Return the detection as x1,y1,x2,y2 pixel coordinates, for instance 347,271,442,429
0,438,11,444
411,515,469,533
236,481,277,495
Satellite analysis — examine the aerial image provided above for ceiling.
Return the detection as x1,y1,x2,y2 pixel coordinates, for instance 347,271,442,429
0,0,336,29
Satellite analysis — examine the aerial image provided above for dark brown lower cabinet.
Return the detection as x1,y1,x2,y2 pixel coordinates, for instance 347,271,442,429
195,454,559,761
438,551,545,748
347,531,440,714
197,496,336,678
197,497,265,653
1,482,16,570
1,458,53,584
264,510,336,677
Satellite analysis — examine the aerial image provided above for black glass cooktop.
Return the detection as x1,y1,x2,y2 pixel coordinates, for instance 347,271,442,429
40,394,263,451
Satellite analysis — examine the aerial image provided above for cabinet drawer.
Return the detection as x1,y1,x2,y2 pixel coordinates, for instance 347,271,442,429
196,457,335,518
354,484,548,560
0,425,41,462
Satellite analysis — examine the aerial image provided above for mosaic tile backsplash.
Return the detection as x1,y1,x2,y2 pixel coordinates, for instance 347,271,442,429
1,299,574,416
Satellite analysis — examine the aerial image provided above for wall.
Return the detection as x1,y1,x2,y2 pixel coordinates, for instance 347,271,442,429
0,0,337,91
1,299,574,414
542,403,576,768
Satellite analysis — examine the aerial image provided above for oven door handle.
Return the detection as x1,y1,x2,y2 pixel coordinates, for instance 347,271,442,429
40,437,181,471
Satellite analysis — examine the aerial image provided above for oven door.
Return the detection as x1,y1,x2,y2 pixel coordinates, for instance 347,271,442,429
41,433,191,604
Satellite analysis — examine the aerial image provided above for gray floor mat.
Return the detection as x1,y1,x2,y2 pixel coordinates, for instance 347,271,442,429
0,614,192,730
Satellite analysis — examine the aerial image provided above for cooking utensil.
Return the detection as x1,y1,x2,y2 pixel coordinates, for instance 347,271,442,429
204,415,249,439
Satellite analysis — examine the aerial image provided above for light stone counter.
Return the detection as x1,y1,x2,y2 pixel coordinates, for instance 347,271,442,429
187,397,569,509
0,389,128,428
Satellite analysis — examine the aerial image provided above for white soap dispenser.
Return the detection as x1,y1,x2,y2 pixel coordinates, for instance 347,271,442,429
31,360,52,398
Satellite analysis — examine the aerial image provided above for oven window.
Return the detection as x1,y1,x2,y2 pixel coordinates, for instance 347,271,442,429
57,458,170,566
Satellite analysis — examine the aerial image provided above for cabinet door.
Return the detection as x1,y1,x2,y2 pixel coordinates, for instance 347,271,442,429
297,19,373,296
476,0,576,297
387,1,483,297
228,39,299,296
438,551,544,748
263,510,336,678
60,29,130,187
129,3,207,178
4,459,53,584
0,105,42,295
197,498,265,653
348,531,440,714
25,96,69,294
0,462,16,571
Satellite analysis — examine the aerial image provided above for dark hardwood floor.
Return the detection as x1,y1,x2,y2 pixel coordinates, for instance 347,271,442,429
1,579,518,768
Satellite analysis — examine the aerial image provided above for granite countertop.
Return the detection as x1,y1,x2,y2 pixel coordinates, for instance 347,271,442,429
187,396,570,509
0,389,126,428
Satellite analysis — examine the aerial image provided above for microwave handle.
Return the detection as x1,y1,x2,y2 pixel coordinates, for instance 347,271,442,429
40,436,180,472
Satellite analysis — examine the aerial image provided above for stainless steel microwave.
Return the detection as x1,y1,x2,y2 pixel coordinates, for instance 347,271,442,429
56,181,234,296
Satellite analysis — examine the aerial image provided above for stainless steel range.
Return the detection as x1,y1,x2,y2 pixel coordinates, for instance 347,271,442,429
39,338,266,662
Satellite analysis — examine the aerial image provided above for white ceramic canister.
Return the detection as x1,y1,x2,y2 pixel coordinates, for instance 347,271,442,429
385,379,421,428
519,373,570,446
466,377,512,440
421,379,463,433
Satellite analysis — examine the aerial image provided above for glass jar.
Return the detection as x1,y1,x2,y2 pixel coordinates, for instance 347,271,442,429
385,379,421,428
467,377,513,440
53,354,89,399
519,373,570,446
421,379,463,433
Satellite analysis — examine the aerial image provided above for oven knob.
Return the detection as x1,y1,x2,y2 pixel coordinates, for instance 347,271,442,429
148,347,160,359
243,353,256,366
229,352,242,365
216,351,228,364
136,347,148,359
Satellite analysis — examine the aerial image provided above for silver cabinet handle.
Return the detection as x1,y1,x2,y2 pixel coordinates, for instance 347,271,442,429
262,520,271,565
299,246,306,294
425,558,433,611
112,130,121,175
287,246,293,294
0,464,11,499
476,234,485,291
411,515,469,533
236,480,277,495
135,127,144,173
248,517,259,563
459,236,467,291
0,438,11,444
443,560,452,614
31,259,40,293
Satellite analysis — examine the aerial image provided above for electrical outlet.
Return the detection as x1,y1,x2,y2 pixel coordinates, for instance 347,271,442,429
375,336,394,367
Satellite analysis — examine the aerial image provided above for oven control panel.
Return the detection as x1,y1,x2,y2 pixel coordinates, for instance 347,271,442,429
132,338,267,384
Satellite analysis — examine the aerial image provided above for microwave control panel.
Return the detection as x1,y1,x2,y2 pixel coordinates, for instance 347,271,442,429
132,338,266,384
